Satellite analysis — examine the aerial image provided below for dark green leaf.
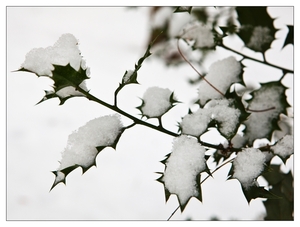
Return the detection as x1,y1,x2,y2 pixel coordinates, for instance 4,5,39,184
263,169,293,220
242,185,281,203
261,164,284,185
50,164,80,190
36,90,74,105
51,64,89,92
174,6,193,14
283,25,294,49
191,8,207,23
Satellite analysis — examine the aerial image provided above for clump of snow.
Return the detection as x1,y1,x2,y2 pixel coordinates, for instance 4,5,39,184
198,56,242,105
246,26,273,52
180,98,241,138
21,33,86,76
163,135,206,205
57,114,123,171
141,87,175,118
181,22,215,48
233,148,266,189
271,135,293,159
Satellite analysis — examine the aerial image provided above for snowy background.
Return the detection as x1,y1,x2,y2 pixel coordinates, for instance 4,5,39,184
6,6,294,221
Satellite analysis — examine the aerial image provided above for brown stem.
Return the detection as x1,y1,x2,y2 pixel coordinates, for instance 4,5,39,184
246,106,275,112
176,39,225,97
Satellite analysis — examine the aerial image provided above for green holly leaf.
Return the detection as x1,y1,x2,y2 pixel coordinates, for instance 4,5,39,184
241,185,281,204
243,81,290,145
174,6,193,14
51,64,89,92
36,90,75,105
283,25,294,49
191,7,208,23
261,165,294,220
18,63,89,104
235,7,277,52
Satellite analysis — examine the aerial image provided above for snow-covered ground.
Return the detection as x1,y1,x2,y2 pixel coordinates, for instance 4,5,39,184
6,6,293,221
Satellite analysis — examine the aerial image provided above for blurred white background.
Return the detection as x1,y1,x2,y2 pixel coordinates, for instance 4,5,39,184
6,5,294,221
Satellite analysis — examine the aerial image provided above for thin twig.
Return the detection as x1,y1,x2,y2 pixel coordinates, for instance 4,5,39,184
220,43,294,74
167,206,180,221
176,39,225,97
200,157,235,184
246,107,275,112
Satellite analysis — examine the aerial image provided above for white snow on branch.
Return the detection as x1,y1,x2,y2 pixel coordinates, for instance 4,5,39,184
141,86,175,118
233,148,266,189
271,135,293,159
198,56,242,105
21,33,86,76
163,135,206,205
57,114,123,171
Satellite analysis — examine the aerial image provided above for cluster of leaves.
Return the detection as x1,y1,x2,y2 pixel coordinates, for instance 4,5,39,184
16,6,293,220
146,6,293,219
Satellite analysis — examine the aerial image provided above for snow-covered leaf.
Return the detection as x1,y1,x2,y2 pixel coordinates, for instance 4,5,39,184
19,33,84,76
51,114,124,190
197,56,242,106
243,81,290,145
137,87,178,118
157,135,206,211
230,148,266,190
235,7,277,52
271,135,293,162
17,33,90,104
